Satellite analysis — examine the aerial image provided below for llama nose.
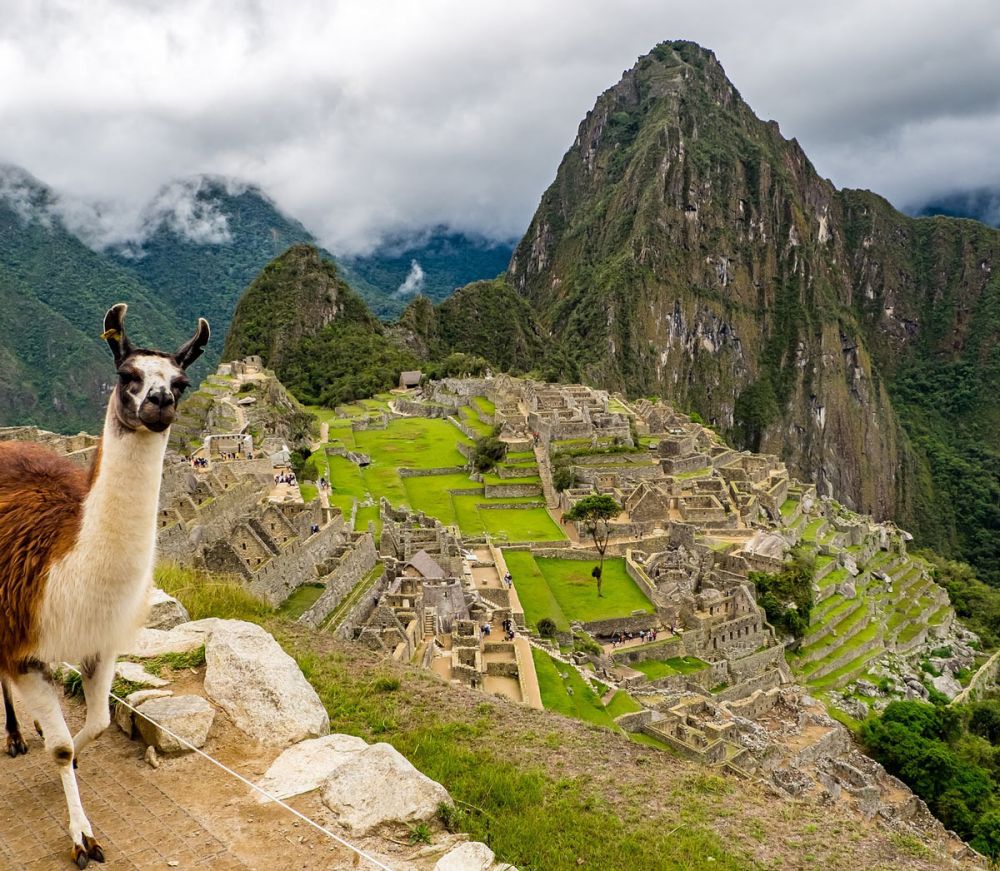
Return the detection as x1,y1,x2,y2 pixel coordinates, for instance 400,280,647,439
147,388,175,409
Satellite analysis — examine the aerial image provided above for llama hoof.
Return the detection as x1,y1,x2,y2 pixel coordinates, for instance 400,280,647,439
71,835,105,867
83,834,105,863
5,732,27,757
72,844,89,869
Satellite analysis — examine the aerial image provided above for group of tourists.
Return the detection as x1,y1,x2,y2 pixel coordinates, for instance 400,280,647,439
318,478,330,491
191,456,209,469
500,617,516,641
218,450,250,461
609,627,659,649
274,472,297,486
502,570,513,588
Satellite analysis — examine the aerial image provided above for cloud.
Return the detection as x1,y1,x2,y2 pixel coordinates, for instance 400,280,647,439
394,260,426,297
1,0,999,254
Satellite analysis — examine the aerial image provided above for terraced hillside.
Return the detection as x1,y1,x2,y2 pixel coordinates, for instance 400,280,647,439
780,488,957,700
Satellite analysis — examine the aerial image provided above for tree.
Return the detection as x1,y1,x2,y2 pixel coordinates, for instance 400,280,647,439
564,494,621,597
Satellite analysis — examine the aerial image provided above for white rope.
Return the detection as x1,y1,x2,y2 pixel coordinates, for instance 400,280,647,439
61,663,397,871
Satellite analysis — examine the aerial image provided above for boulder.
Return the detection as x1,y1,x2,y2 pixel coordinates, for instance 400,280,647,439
321,742,450,834
434,841,496,871
836,580,857,599
125,626,205,658
254,734,368,802
202,620,329,747
115,688,173,737
115,661,169,688
146,588,190,630
135,695,215,753
932,673,962,700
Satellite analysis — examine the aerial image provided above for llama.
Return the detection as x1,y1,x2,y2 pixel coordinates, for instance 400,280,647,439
0,303,209,868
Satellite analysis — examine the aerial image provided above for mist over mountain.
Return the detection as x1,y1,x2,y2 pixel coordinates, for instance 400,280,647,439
913,188,1000,227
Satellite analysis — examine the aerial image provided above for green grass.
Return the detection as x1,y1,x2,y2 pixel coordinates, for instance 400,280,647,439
472,395,496,415
779,498,799,519
458,405,494,437
278,583,326,619
503,551,570,632
478,508,565,542
299,482,318,502
534,557,654,623
631,657,709,680
288,643,748,871
483,472,542,485
532,648,620,728
354,504,380,534
801,518,825,541
354,417,471,468
154,562,273,623
604,690,643,718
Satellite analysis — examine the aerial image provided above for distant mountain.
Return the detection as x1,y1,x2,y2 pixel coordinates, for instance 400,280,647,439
339,230,515,319
914,188,1000,226
107,177,322,354
0,165,188,432
223,244,417,406
0,166,512,430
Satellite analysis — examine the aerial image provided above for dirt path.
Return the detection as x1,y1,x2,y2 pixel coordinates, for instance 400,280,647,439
0,682,433,870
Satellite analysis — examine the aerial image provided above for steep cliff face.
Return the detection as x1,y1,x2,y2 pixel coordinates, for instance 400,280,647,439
503,41,997,577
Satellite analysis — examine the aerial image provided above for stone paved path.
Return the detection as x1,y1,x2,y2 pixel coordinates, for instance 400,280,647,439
0,695,366,870
0,718,247,870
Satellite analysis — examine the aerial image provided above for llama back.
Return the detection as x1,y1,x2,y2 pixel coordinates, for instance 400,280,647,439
0,441,88,674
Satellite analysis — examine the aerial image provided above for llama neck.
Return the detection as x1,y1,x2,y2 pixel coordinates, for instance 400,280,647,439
75,400,168,565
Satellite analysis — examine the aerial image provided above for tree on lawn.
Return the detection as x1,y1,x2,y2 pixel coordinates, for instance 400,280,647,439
564,494,620,597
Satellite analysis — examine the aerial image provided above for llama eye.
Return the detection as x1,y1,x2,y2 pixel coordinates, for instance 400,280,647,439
118,371,135,386
173,379,190,394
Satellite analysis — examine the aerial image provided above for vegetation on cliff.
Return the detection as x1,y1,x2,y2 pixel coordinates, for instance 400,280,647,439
223,245,418,406
862,700,1000,857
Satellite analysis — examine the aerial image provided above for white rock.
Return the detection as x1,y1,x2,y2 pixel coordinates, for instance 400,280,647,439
202,620,329,747
114,689,174,737
254,734,368,802
434,841,496,871
115,661,169,688
932,673,962,700
135,695,215,753
146,588,191,630
125,627,205,658
321,742,450,834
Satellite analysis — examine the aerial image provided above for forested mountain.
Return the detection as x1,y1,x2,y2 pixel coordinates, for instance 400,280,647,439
339,230,515,319
222,244,416,406
0,165,189,432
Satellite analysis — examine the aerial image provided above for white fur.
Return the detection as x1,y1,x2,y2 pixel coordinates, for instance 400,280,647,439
36,394,169,664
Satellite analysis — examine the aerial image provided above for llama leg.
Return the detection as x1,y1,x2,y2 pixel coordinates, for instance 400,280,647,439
2,678,28,757
14,667,105,867
72,655,114,760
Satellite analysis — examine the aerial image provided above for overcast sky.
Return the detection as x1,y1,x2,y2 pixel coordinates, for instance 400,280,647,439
2,0,999,254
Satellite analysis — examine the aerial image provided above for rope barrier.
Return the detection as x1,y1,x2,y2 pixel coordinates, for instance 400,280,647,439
61,663,397,871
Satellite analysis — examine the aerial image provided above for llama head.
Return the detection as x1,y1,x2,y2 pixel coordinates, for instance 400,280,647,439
103,303,210,433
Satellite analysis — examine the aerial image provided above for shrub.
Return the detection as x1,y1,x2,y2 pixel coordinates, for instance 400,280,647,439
537,617,558,639
749,546,814,641
473,436,506,472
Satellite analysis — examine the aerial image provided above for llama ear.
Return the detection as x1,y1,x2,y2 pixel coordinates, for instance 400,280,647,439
174,318,211,370
102,303,134,365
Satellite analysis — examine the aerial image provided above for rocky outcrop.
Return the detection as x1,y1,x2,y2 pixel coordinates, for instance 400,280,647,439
201,620,330,747
254,734,368,802
145,588,191,630
321,742,451,834
434,841,497,871
135,695,215,754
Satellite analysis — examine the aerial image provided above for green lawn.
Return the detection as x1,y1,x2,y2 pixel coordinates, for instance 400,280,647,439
631,657,709,680
534,557,654,623
483,472,542,485
458,405,494,437
472,395,496,415
504,551,569,632
531,649,619,728
277,583,325,619
604,690,643,718
354,504,380,535
479,508,564,542
354,417,471,468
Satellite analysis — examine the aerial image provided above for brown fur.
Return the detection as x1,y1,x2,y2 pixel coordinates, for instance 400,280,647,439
0,442,91,675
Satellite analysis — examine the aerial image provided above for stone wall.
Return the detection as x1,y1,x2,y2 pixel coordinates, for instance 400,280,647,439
298,534,379,628
611,636,684,666
484,481,542,498
333,564,398,641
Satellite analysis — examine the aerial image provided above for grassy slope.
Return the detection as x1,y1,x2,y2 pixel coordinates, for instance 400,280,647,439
535,557,654,622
